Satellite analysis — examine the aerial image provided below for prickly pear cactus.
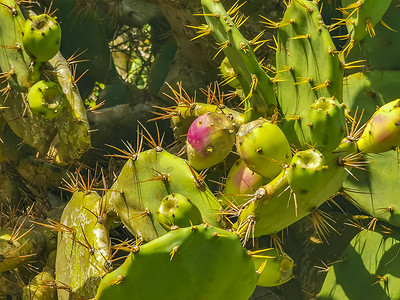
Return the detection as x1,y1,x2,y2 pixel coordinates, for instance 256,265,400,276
95,225,259,300
319,229,400,300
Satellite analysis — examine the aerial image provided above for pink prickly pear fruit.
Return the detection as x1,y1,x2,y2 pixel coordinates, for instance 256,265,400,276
357,99,400,153
236,118,292,179
186,112,236,170
222,158,269,205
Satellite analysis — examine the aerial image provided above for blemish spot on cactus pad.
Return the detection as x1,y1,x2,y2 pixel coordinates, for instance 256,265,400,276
27,80,65,119
186,112,235,170
22,14,61,62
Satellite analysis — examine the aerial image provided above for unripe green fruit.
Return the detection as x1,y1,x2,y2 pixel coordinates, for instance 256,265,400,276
306,97,346,153
22,14,61,62
156,193,203,230
27,80,65,119
288,149,329,195
236,118,292,179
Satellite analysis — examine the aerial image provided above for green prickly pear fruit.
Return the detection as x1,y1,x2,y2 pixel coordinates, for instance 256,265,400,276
357,99,400,153
252,248,294,287
22,14,61,62
27,80,65,119
288,149,329,196
236,118,292,179
221,158,269,205
303,97,346,153
156,193,203,230
186,112,236,170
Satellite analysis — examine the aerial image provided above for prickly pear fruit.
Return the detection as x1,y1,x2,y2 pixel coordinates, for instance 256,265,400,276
288,149,330,195
94,225,258,300
236,118,292,179
299,97,346,153
22,14,61,62
156,193,203,230
357,99,400,153
252,248,294,287
27,80,65,119
221,158,269,205
186,112,235,170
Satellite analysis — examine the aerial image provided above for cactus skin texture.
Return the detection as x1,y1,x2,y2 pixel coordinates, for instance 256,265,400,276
27,80,65,119
236,118,292,179
319,229,400,300
22,13,61,62
186,112,236,170
94,225,258,300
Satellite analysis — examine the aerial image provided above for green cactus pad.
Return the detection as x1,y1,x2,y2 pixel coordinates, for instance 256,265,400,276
186,112,236,170
201,0,276,121
252,248,294,287
236,118,292,179
343,150,400,227
56,191,111,300
156,193,203,230
105,148,222,242
27,80,65,119
341,0,392,42
276,0,343,147
94,225,258,300
22,14,61,62
319,229,400,300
